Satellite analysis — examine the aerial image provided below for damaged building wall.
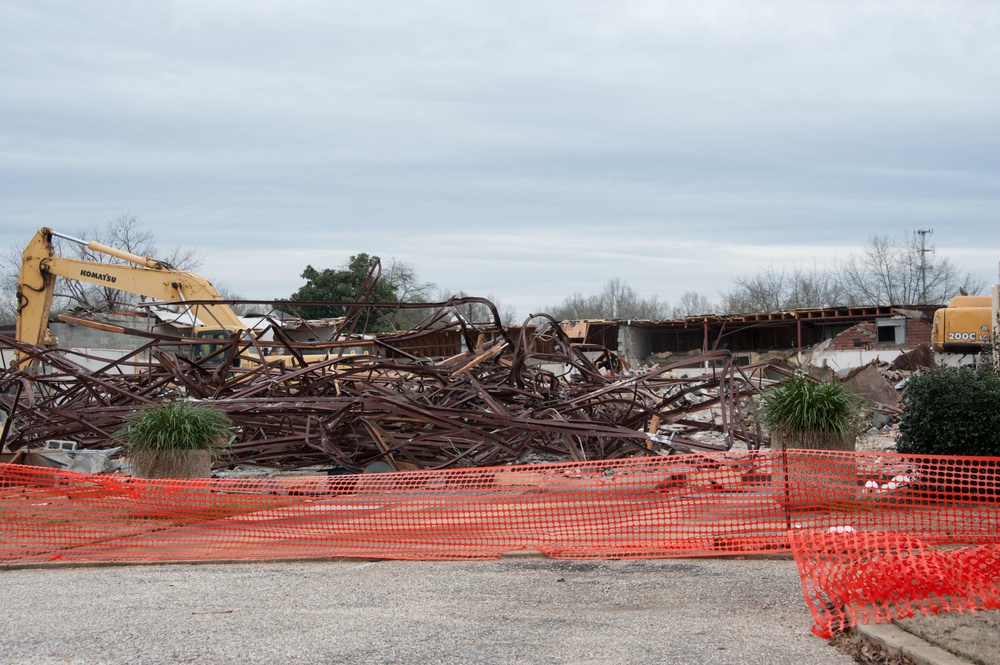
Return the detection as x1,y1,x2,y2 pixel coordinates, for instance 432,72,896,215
49,313,175,349
617,325,651,363
810,316,934,372
826,318,931,352
36,312,193,372
565,305,940,371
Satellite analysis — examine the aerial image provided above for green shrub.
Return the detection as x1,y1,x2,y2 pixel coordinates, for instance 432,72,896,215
897,365,1000,456
761,375,861,435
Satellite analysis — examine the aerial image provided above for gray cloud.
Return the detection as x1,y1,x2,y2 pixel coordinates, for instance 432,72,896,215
2,0,998,317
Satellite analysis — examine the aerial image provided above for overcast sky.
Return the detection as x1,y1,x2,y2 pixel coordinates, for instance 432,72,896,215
2,0,998,319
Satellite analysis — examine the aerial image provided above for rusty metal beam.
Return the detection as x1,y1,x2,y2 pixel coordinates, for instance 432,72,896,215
0,299,776,471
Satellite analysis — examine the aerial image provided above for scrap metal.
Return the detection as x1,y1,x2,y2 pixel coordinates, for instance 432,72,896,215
0,298,778,472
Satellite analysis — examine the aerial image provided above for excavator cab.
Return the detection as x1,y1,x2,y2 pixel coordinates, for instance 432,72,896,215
193,329,240,368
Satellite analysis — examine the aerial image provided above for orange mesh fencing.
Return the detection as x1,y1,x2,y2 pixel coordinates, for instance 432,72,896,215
1,450,997,567
789,531,1000,638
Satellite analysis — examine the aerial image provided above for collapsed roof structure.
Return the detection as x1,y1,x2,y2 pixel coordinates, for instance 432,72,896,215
0,298,785,472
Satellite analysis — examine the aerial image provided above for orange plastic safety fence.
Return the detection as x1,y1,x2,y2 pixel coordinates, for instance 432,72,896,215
789,531,1000,638
1,450,997,566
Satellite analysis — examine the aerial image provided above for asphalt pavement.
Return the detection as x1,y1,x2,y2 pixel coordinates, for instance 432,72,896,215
1,555,856,665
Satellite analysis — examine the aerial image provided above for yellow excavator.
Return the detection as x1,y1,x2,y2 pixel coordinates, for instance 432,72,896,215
14,227,260,365
931,266,1000,358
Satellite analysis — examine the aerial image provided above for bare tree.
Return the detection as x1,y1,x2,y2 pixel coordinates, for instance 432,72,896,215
720,233,984,313
383,258,438,329
55,213,203,312
546,278,670,321
0,243,21,325
544,292,606,321
837,232,986,306
784,266,842,310
721,263,842,314
438,290,517,326
670,291,718,318
0,214,204,324
601,278,653,319
721,265,789,314
213,282,256,316
384,258,436,304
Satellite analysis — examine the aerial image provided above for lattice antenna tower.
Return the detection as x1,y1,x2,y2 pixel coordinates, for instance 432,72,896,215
916,229,933,305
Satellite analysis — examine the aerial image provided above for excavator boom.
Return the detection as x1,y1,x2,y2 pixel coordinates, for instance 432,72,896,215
14,227,245,361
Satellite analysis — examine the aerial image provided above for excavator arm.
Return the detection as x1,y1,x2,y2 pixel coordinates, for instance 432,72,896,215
15,227,245,360
15,228,59,354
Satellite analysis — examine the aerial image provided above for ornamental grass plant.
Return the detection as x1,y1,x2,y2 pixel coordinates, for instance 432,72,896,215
761,375,862,451
116,401,232,478
762,374,864,511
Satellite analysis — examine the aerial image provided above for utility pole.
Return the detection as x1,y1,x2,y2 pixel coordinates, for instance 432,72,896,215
916,229,933,305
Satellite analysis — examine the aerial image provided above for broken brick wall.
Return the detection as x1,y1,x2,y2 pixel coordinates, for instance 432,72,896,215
830,319,931,352
905,318,932,347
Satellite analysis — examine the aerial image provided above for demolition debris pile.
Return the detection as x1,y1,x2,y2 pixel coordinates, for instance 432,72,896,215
0,299,780,471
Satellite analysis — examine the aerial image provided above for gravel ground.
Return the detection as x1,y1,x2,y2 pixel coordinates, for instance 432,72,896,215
4,423,984,664
0,556,853,665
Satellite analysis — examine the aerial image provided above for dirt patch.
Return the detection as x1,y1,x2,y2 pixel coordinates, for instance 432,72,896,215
829,611,1000,665
830,630,914,664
